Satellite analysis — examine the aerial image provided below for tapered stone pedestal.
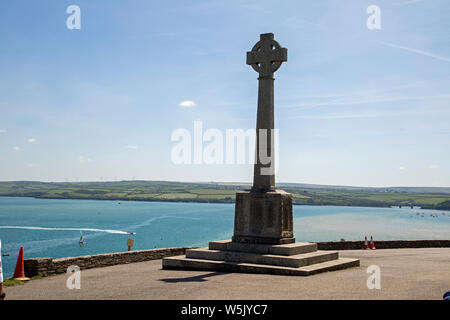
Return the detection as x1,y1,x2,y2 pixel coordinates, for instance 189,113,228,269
163,240,360,276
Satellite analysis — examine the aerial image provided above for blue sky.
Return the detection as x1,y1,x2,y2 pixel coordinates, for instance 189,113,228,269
0,0,449,187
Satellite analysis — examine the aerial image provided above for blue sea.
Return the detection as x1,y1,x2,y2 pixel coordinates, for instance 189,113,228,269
0,196,449,278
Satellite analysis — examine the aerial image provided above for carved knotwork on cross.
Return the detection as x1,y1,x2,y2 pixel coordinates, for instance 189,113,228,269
246,33,287,79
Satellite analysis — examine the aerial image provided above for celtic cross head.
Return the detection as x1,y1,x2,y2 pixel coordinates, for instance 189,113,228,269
246,33,287,79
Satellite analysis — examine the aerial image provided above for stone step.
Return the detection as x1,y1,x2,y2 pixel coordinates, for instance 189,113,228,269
209,240,317,256
185,248,339,268
162,255,360,276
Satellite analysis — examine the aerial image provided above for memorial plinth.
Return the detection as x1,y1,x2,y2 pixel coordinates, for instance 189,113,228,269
162,33,360,276
232,190,294,245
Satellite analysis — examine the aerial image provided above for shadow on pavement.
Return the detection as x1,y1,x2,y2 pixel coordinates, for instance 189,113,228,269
159,271,225,283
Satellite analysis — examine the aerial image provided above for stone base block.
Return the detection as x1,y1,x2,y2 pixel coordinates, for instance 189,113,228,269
186,247,338,268
163,256,360,276
162,240,360,277
233,189,294,245
209,239,317,255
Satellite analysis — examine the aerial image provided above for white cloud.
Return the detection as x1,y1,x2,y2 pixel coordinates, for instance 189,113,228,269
12,146,23,151
126,145,138,149
27,163,37,167
428,164,438,169
399,166,406,170
0,129,6,134
27,138,36,143
179,100,197,108
78,156,92,163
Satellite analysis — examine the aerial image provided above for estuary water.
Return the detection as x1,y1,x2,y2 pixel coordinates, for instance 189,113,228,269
0,196,449,278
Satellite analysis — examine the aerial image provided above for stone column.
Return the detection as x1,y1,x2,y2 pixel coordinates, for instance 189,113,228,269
253,75,275,192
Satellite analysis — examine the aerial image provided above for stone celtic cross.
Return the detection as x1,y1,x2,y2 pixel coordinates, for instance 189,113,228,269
247,33,287,79
247,33,287,192
163,33,359,271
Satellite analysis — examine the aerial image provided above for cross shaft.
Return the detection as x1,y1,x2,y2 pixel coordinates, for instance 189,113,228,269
247,33,287,192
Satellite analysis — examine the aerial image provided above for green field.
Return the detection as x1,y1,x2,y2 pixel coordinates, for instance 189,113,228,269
0,181,449,210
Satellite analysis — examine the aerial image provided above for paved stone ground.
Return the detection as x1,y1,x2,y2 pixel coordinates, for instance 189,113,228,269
5,248,450,300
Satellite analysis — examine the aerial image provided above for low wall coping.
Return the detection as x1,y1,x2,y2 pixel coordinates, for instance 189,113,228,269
24,247,194,277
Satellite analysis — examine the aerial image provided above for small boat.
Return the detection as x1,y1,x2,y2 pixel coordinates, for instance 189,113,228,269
79,231,85,247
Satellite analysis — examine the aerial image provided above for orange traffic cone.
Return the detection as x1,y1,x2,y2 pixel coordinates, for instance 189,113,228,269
369,236,376,250
13,247,30,281
363,236,369,249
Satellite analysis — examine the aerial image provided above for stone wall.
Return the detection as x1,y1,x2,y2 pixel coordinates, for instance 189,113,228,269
24,247,193,277
24,240,450,277
316,240,450,250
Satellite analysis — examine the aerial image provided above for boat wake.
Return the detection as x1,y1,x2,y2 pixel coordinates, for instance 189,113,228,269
0,226,133,235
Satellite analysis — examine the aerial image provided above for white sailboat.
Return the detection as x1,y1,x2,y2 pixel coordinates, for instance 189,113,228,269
79,230,85,247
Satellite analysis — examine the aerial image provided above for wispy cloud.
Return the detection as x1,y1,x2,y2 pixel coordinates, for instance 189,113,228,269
179,100,197,108
27,138,36,143
284,94,450,110
78,156,92,163
27,163,37,167
289,104,450,120
399,166,406,170
378,41,450,63
428,164,438,169
126,145,138,149
0,129,6,134
280,16,326,30
12,146,23,151
290,112,396,120
400,0,425,5
282,81,427,102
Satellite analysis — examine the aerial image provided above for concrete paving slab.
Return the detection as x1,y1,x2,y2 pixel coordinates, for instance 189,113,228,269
4,248,450,300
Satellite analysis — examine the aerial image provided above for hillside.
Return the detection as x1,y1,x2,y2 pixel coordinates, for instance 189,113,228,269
0,181,449,210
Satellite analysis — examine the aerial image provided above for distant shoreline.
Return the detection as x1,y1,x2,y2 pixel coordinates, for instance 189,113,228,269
1,181,449,211
1,194,448,211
